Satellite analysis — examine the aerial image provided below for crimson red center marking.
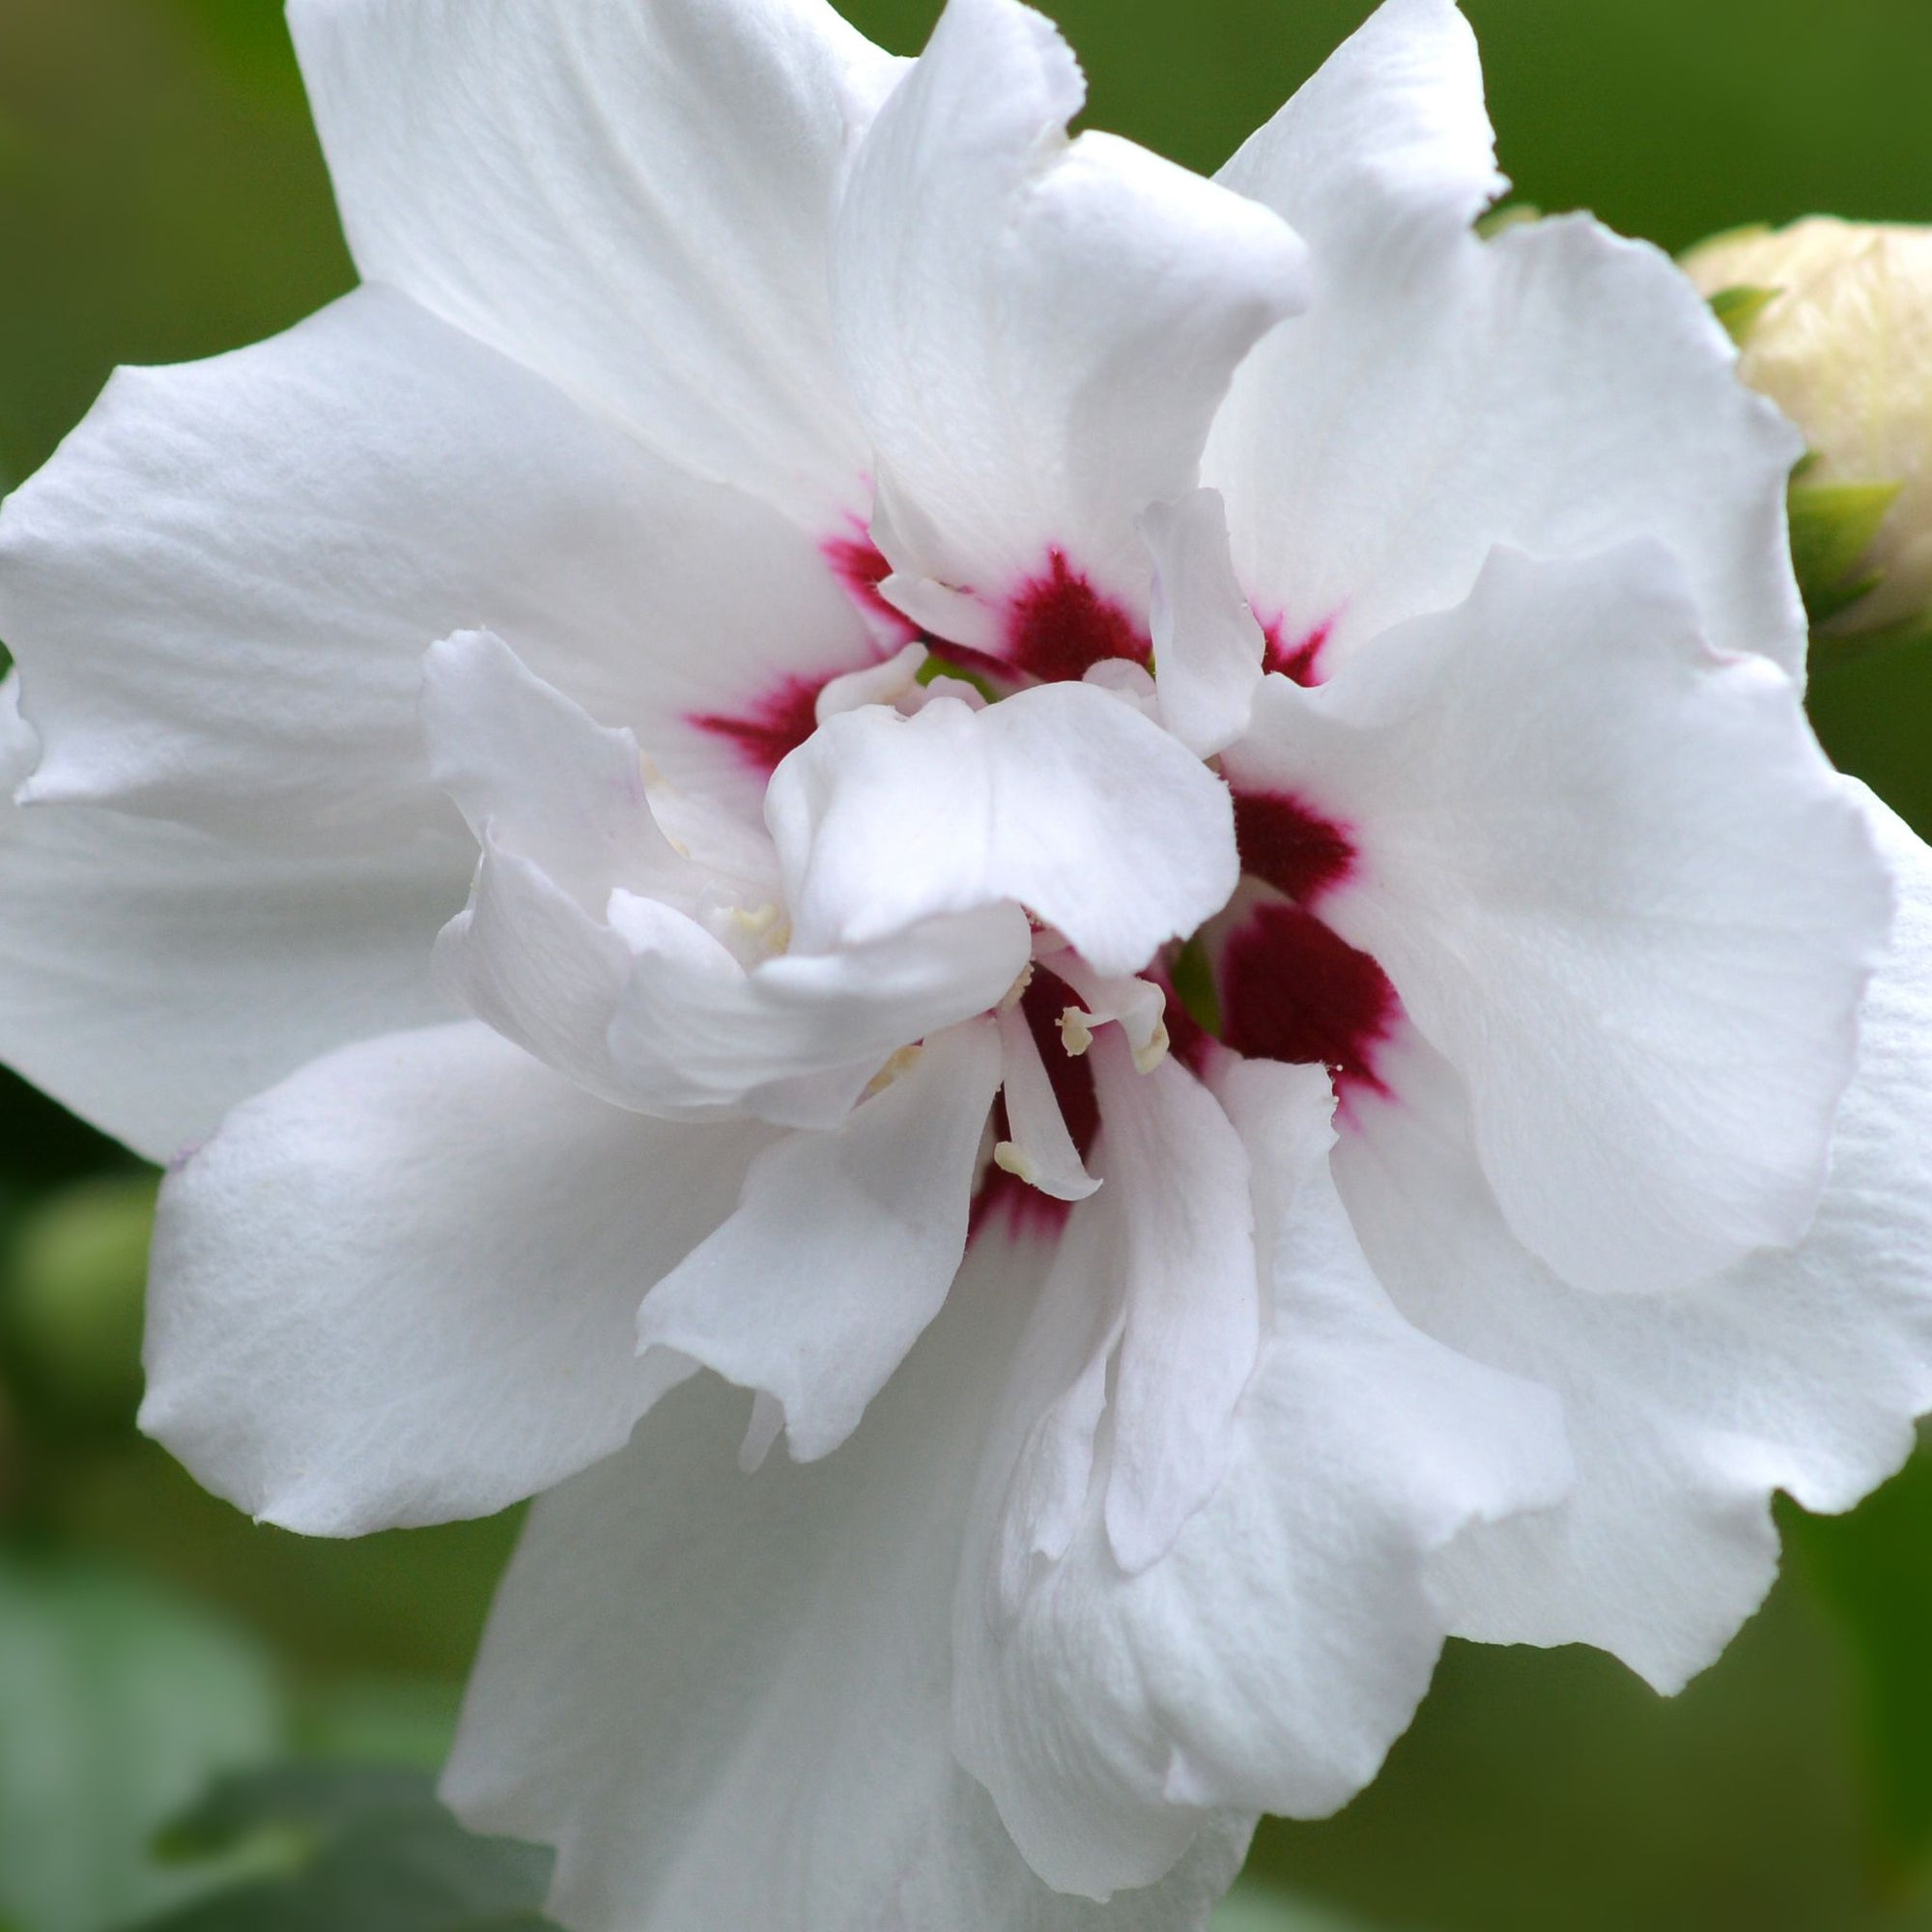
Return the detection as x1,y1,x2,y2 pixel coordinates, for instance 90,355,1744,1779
1003,548,1149,684
823,530,918,642
690,674,826,779
1217,900,1397,1096
1262,616,1332,686
1232,788,1356,904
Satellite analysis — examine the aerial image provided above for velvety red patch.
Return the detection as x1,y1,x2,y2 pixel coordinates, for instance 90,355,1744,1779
690,674,826,779
823,530,918,642
1003,549,1149,684
1232,789,1356,905
1217,900,1397,1096
972,966,1100,1242
1263,617,1332,687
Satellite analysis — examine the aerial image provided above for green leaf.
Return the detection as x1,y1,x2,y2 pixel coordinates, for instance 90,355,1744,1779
0,1549,284,1932
1788,476,1902,627
1708,282,1780,347
128,1765,556,1932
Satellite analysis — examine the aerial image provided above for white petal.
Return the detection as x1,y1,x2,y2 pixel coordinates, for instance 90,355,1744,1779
605,890,1031,1127
770,683,1238,979
832,0,1307,649
635,1018,1003,1462
443,1236,1251,1932
1089,1036,1260,1576
421,631,696,912
1141,490,1265,758
432,834,639,1108
955,1057,1570,1898
1343,791,1932,1689
0,286,875,843
1207,0,1805,675
1231,543,1889,1294
142,1022,771,1537
290,0,898,529
0,682,464,1161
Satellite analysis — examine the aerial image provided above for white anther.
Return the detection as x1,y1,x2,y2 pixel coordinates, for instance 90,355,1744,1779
813,641,928,724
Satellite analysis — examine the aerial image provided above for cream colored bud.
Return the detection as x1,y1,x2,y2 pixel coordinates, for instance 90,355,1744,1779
1683,217,1932,639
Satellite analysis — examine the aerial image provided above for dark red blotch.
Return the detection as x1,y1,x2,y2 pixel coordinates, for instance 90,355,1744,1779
1003,549,1149,685
1232,788,1355,904
1263,617,1332,687
690,674,826,779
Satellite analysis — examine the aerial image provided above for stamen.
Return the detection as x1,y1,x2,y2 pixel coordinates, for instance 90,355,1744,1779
863,1041,924,1099
992,1141,1039,1184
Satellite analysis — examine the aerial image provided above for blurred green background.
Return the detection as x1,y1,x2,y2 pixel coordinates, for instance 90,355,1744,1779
0,0,1928,1927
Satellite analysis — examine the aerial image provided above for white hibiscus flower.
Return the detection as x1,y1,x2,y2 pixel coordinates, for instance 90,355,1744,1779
0,0,1928,1926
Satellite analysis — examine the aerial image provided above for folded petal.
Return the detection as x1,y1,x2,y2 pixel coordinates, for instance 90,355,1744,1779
1207,0,1805,674
290,0,897,529
0,286,874,843
1141,490,1266,758
770,683,1238,978
832,0,1307,654
143,1022,771,1537
605,891,1031,1126
1231,544,1888,1295
636,1018,1003,1462
431,833,639,1108
0,682,465,1161
421,631,698,912
1087,1036,1260,1576
443,1236,1250,1932
955,1058,1569,1898
1340,783,1932,1691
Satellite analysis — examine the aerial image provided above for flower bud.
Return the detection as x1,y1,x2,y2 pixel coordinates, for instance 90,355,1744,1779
1683,217,1932,644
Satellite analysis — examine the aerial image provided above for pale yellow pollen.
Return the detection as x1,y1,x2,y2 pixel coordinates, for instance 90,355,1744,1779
998,962,1036,1014
725,902,790,956
992,1140,1038,1184
1059,1007,1094,1057
864,1041,923,1099
1132,1017,1172,1076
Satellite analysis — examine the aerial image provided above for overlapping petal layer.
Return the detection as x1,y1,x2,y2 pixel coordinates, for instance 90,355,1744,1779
1347,787,1932,1690
443,1236,1252,1932
144,1022,771,1536
0,287,876,839
1230,544,1887,1296
769,681,1238,978
1206,0,1807,676
955,1060,1569,1897
833,0,1308,653
0,682,465,1161
291,0,897,530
